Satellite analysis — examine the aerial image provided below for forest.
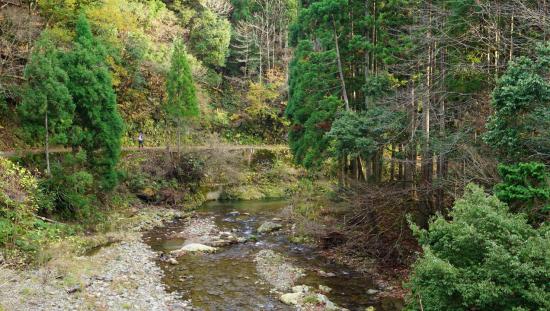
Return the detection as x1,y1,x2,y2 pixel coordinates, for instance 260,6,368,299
0,0,549,310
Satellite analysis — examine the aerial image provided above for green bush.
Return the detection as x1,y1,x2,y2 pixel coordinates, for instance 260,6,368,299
0,158,73,262
40,152,99,221
494,162,550,223
406,184,550,311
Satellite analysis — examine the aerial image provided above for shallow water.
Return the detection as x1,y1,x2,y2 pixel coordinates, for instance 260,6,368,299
144,200,404,311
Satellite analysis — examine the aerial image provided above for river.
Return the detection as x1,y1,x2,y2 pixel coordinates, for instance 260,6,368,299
144,200,404,311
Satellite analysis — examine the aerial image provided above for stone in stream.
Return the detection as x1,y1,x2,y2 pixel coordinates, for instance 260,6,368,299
254,250,304,291
280,292,303,305
209,239,235,247
279,291,347,311
257,221,282,233
167,258,178,265
292,285,311,293
319,284,332,293
171,243,218,257
318,270,336,277
366,289,379,295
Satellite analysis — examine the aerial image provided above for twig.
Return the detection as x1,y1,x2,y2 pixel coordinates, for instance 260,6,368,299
418,293,425,311
34,214,62,224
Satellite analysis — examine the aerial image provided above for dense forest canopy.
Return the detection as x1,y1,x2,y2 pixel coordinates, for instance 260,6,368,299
0,0,549,310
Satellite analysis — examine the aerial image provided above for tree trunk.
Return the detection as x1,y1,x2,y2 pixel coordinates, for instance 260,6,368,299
177,119,181,155
390,144,395,181
357,156,365,181
332,15,350,111
364,0,370,109
45,110,50,175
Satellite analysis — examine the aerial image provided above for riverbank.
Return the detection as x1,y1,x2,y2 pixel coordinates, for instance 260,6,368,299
0,206,192,311
282,179,415,305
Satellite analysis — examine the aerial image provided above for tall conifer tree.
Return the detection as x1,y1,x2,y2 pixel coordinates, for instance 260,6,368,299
64,14,124,190
18,33,74,175
165,40,199,151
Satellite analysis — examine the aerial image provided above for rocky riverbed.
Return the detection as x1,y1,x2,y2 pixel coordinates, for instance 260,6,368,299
145,200,404,311
0,207,193,311
0,237,191,311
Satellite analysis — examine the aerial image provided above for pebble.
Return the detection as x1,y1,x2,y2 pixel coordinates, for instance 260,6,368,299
318,270,336,277
367,289,379,295
167,258,178,265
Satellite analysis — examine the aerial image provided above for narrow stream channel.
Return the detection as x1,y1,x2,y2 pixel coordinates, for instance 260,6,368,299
144,200,404,311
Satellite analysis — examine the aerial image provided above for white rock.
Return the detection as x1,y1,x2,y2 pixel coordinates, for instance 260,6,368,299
167,258,178,265
319,285,332,293
279,292,303,305
318,270,336,277
366,289,379,295
171,243,217,256
292,285,311,293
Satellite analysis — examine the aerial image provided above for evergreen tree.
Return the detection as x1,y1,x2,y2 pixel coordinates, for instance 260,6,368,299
484,42,550,164
18,33,74,175
64,14,124,191
165,40,199,151
286,40,341,168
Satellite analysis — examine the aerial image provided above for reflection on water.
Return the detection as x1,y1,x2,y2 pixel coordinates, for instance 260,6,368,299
144,200,404,311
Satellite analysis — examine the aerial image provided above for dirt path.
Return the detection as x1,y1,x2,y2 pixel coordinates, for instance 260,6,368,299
0,144,288,158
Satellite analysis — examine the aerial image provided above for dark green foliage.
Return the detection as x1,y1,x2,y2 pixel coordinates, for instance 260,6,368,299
406,184,550,311
494,162,550,222
484,43,550,163
328,108,405,160
287,0,414,171
328,111,376,159
64,14,124,190
40,152,98,221
17,33,74,146
230,0,252,21
0,94,8,115
286,40,341,168
166,41,199,123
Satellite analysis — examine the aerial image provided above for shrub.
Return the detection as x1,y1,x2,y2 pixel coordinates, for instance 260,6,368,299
494,162,550,223
406,184,550,311
0,158,71,262
165,155,205,192
40,152,98,221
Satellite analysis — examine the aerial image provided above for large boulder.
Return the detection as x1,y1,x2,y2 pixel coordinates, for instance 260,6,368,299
279,290,347,310
257,221,282,233
171,243,217,257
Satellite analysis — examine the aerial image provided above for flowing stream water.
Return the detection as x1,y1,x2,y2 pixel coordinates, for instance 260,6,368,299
144,200,404,311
